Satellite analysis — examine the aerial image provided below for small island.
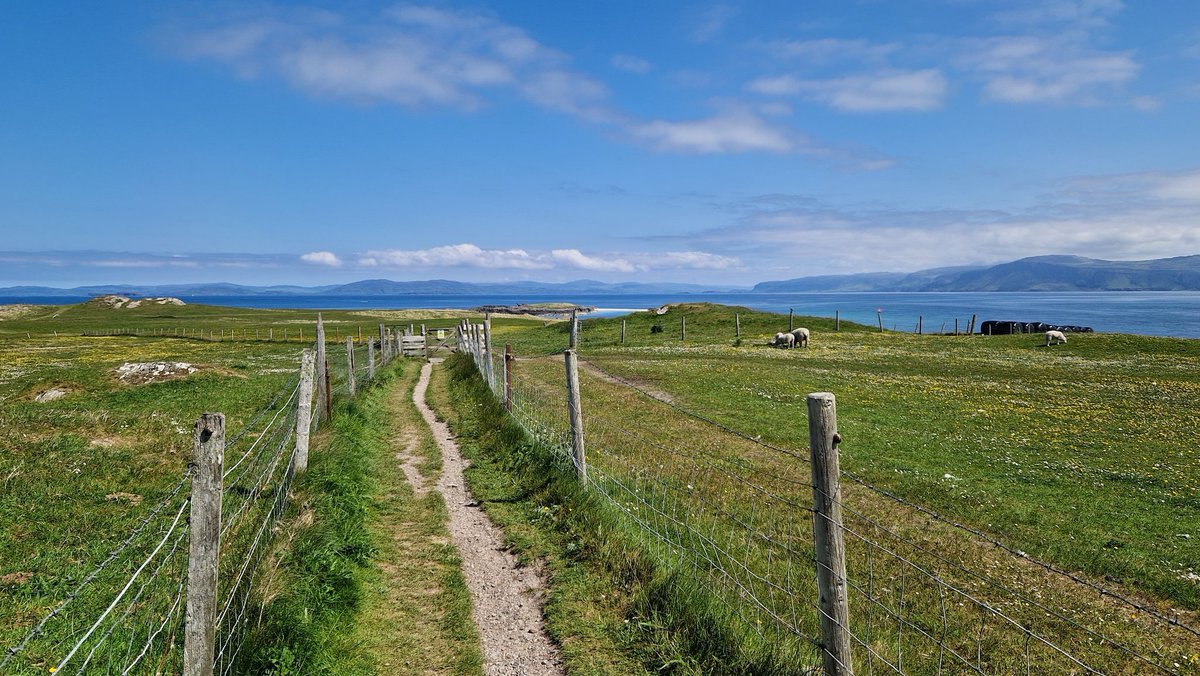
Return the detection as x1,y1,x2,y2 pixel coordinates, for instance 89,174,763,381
473,302,595,319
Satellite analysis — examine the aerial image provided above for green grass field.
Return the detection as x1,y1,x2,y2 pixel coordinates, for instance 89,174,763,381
485,302,1200,672
4,298,1199,673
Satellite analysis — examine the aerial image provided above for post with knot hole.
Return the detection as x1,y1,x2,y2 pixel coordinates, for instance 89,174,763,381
808,392,852,675
564,349,587,483
184,413,223,676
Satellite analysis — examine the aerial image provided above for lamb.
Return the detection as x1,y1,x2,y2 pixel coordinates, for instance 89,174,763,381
773,332,796,349
1044,330,1067,346
790,327,810,348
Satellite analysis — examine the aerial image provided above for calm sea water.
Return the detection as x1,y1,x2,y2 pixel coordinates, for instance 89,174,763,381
4,292,1199,338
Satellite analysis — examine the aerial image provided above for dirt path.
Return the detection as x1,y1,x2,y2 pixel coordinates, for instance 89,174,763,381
412,359,564,676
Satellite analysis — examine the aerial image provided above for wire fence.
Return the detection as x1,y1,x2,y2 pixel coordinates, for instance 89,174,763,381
3,321,405,675
458,321,1200,675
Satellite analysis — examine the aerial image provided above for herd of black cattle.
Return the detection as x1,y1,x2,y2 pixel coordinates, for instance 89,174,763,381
978,320,1094,335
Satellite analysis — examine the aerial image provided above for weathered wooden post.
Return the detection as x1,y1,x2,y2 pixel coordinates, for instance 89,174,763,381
877,310,884,333
789,308,795,331
503,344,513,412
569,309,579,349
564,349,586,483
295,350,316,473
680,316,686,341
421,323,426,336
807,393,852,676
345,337,356,397
735,313,740,338
483,315,495,391
968,313,977,335
379,324,387,361
315,315,329,425
184,413,224,676
955,318,959,336
620,319,626,345
367,338,376,380
918,315,923,335
835,310,840,332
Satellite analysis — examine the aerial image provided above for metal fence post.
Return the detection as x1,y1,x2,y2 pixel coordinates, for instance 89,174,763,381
183,413,223,676
564,349,586,483
808,392,852,675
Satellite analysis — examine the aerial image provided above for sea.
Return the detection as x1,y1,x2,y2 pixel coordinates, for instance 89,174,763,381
4,291,1200,339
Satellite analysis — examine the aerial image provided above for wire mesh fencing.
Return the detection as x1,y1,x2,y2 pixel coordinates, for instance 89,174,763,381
460,329,1200,675
3,320,408,675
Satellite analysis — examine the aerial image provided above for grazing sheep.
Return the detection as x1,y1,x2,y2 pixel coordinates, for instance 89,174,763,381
790,327,810,348
1044,330,1067,346
773,332,796,349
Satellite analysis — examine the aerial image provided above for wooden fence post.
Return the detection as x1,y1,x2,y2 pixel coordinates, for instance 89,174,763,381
345,337,356,397
183,413,224,676
564,349,587,483
315,315,328,425
918,315,923,335
295,350,316,474
379,324,387,362
735,313,740,338
569,309,579,349
367,338,376,380
877,310,884,333
807,393,852,675
835,310,840,332
620,319,626,344
968,313,977,335
504,343,513,412
680,316,686,341
483,316,495,392
955,318,959,336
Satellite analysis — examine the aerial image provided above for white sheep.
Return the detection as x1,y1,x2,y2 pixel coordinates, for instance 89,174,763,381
773,332,796,349
790,327,810,348
1044,330,1067,346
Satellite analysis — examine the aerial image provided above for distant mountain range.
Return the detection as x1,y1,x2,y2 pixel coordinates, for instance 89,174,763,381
753,255,1200,292
0,278,735,297
6,255,1200,297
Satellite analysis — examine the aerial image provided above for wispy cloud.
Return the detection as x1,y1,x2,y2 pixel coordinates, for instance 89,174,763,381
748,69,947,112
689,4,738,43
762,38,899,65
168,4,874,163
957,36,1136,104
356,243,738,272
611,54,651,74
629,108,796,154
644,169,1200,273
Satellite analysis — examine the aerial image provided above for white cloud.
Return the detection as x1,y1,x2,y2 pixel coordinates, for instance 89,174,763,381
611,54,650,74
549,249,635,272
1152,171,1200,201
960,36,1137,104
749,69,947,112
301,251,342,266
689,5,738,43
630,109,795,154
658,168,1200,273
174,5,607,115
357,243,548,269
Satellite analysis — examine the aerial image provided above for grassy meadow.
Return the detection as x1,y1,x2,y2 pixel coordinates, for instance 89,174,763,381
3,296,1199,673
486,303,1200,672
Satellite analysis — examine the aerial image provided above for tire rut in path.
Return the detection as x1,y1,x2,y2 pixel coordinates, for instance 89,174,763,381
412,359,564,676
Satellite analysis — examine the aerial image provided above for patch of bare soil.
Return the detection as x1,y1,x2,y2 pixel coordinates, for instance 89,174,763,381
413,359,563,676
105,492,144,506
579,359,674,403
0,572,33,586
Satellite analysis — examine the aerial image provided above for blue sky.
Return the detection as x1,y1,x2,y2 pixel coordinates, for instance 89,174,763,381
2,0,1199,287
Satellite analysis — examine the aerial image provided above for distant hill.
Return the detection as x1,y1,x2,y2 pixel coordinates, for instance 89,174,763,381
0,279,738,298
752,255,1200,292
